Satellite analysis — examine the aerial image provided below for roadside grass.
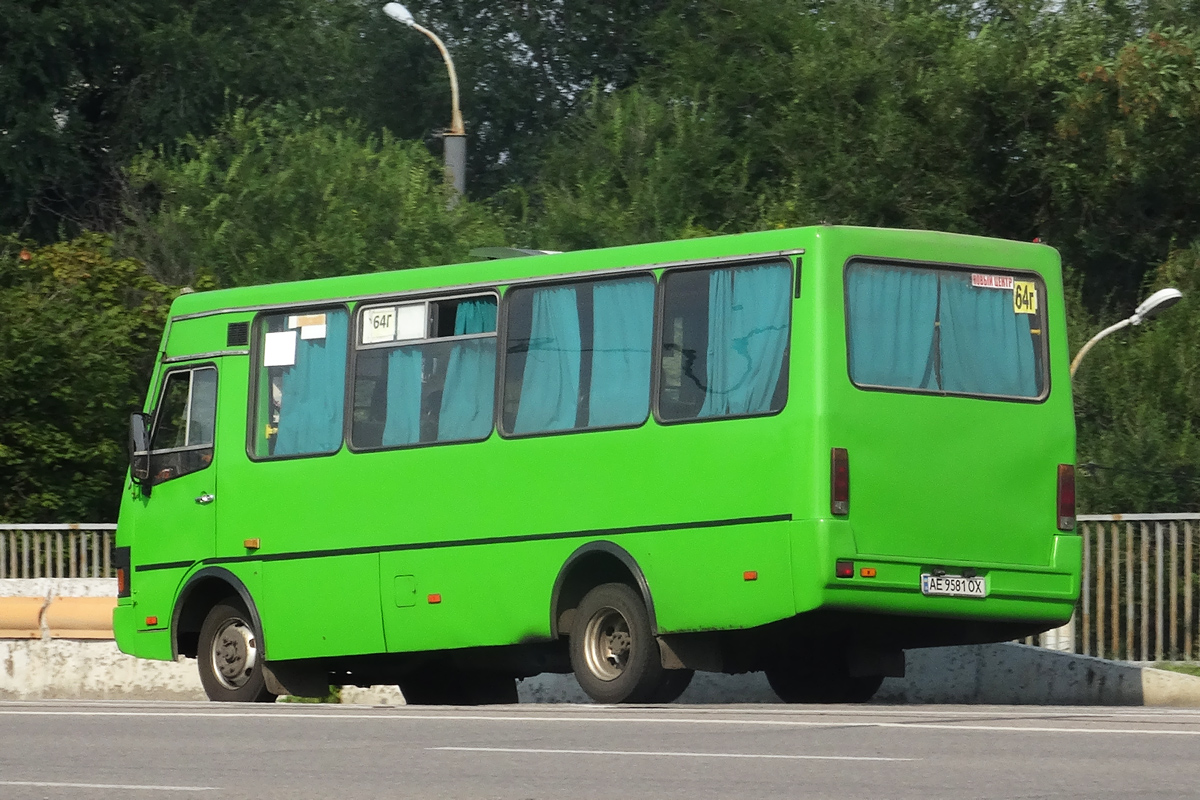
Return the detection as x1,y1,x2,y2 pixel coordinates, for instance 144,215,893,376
280,686,343,703
1151,662,1200,678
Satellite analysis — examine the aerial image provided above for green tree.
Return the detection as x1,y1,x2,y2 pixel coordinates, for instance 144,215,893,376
1048,25,1200,305
0,234,175,522
0,0,370,240
1072,242,1200,512
121,106,506,287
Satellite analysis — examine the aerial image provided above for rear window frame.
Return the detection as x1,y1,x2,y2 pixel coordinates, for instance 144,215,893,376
842,256,1052,404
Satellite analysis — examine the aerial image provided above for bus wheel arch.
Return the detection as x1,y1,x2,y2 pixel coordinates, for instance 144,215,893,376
549,542,657,639
172,567,265,661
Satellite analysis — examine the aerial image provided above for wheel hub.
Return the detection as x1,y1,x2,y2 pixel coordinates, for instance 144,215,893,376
582,606,632,682
210,617,258,690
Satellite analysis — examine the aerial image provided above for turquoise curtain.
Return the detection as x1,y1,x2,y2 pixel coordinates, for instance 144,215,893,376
437,298,498,441
699,264,792,417
846,265,939,390
939,274,1039,397
588,279,654,427
274,311,348,455
513,286,581,434
382,348,423,446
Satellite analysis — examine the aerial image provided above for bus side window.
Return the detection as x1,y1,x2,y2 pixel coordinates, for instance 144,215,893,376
657,262,792,421
351,295,497,450
148,366,217,485
252,308,349,458
501,274,654,436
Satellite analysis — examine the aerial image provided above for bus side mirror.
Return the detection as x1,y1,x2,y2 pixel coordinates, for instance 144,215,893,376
129,412,151,494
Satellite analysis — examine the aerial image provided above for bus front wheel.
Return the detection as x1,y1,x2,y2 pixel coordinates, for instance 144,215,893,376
197,600,277,703
569,582,665,704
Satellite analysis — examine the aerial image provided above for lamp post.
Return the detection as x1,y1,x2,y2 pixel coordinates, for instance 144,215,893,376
382,2,466,200
1042,286,1184,653
1069,287,1183,378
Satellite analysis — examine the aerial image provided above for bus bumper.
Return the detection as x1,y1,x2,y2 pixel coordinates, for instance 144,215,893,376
793,519,1081,631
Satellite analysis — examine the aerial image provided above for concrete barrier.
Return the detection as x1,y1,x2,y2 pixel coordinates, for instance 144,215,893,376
0,578,116,639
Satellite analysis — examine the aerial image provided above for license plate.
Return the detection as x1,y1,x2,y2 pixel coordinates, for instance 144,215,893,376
920,574,987,598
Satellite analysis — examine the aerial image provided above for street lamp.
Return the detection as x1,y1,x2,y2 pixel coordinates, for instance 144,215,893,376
1042,285,1182,653
1069,287,1183,378
382,2,466,200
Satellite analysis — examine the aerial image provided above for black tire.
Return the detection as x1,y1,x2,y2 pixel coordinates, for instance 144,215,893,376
651,669,695,704
765,662,883,704
399,668,518,705
568,582,665,704
197,600,277,703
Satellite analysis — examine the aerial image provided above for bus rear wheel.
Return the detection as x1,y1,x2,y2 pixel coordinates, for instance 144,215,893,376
764,662,883,704
197,600,277,703
569,582,665,704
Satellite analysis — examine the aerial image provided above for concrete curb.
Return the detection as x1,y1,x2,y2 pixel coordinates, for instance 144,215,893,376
3,580,1196,706
4,638,1199,706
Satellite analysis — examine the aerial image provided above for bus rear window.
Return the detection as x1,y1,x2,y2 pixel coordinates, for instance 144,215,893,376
845,261,1046,400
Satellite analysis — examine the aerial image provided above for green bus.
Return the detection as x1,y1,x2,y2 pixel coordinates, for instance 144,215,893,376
114,224,1079,704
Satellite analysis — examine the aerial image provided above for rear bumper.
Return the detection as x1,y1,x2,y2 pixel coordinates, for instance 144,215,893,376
792,519,1080,632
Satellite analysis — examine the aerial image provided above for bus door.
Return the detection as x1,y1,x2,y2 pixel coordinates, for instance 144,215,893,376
131,363,220,625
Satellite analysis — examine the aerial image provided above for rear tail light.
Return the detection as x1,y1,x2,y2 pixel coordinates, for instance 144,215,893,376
1057,464,1076,531
113,545,131,598
831,447,849,515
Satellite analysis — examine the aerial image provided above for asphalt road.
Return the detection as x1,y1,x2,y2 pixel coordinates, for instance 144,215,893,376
1,701,1197,799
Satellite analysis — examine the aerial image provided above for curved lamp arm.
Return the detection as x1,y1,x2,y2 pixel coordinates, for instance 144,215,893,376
383,4,464,135
1069,287,1182,379
1069,318,1132,379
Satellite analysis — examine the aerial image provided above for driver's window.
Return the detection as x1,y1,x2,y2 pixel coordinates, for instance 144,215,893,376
149,366,217,485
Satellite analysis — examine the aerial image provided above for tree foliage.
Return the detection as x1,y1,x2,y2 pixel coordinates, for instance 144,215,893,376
121,106,506,287
0,235,174,522
0,0,372,241
1072,242,1200,512
4,0,1200,519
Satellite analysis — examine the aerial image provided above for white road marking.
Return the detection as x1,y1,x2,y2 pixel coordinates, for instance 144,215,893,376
1,708,1198,735
431,746,915,761
0,780,215,791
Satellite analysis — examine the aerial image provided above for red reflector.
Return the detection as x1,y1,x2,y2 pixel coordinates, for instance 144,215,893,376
427,594,442,604
835,560,854,578
860,567,877,578
117,568,127,596
1057,464,1076,531
831,448,849,515
743,570,758,581
145,616,158,626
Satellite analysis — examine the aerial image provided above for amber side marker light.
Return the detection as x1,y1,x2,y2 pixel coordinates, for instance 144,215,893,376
1057,464,1076,531
831,448,850,515
427,594,442,604
743,571,758,581
145,616,158,626
860,567,877,578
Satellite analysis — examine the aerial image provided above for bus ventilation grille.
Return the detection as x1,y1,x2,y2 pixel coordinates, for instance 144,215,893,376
227,322,250,347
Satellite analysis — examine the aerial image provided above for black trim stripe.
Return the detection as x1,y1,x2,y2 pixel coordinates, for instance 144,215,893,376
137,560,193,572
135,513,792,572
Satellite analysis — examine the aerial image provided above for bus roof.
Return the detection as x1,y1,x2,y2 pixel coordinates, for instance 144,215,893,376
165,225,1058,320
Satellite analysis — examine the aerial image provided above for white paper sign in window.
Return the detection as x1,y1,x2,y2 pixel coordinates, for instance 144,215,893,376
362,307,397,344
263,330,297,366
395,303,427,341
